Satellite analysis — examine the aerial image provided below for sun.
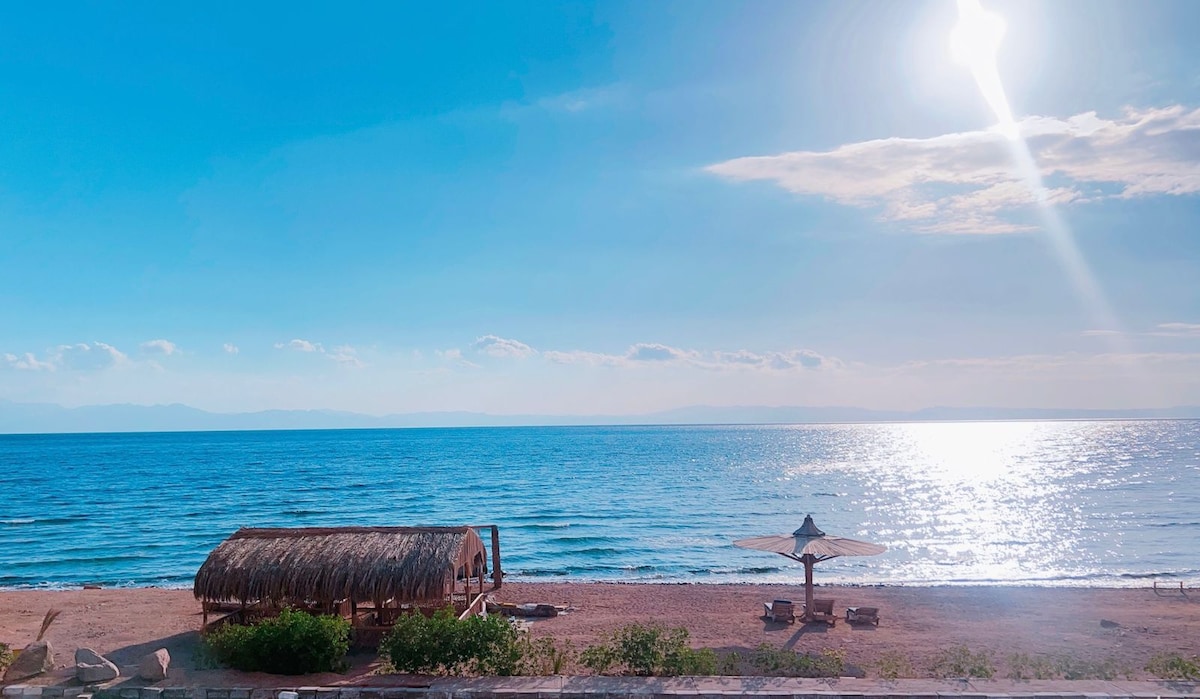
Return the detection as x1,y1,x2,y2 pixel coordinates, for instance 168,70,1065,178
949,0,1018,139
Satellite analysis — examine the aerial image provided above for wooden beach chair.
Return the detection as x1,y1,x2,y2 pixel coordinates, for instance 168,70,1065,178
845,606,880,626
763,599,796,623
807,598,838,625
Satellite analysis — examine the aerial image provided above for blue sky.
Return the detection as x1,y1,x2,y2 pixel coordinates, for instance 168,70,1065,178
2,0,1199,415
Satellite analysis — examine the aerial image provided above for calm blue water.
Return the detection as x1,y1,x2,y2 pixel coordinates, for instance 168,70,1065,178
1,421,1198,590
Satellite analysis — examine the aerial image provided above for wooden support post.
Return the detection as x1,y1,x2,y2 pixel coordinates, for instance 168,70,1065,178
491,525,502,589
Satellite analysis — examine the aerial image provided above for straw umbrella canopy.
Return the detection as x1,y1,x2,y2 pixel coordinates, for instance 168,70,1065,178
734,514,886,621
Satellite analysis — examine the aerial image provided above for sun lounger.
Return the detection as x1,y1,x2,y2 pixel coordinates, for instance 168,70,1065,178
763,599,795,623
806,598,838,625
845,606,880,625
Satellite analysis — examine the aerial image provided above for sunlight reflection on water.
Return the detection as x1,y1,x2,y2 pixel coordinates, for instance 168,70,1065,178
0,420,1197,588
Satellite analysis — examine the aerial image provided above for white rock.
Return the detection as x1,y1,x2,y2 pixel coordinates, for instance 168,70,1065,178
137,648,170,681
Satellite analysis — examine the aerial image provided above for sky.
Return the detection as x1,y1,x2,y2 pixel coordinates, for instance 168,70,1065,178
2,0,1200,416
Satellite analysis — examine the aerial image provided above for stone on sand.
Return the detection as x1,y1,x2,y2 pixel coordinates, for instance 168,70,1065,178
3,640,55,682
137,648,171,681
75,647,120,683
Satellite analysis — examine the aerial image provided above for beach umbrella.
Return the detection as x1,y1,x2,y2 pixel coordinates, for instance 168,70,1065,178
734,514,886,622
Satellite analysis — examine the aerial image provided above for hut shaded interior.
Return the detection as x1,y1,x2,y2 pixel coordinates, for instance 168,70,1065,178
193,525,498,638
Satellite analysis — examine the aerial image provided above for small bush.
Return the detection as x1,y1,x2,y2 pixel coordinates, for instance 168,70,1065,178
517,637,576,675
579,623,714,676
1007,652,1056,680
202,608,350,675
1005,653,1128,680
717,651,742,676
751,644,845,678
929,646,995,679
1146,653,1200,680
872,651,914,679
0,642,13,672
380,607,523,676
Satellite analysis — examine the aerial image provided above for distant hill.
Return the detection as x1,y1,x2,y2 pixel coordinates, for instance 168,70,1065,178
1,399,1198,434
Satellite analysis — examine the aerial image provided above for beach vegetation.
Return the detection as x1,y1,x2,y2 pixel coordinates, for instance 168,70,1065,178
516,636,576,675
1005,652,1130,680
928,645,995,679
202,608,350,675
871,651,914,679
750,645,845,678
1005,652,1056,680
1146,653,1200,680
716,651,741,676
578,623,716,676
0,642,13,672
379,607,522,676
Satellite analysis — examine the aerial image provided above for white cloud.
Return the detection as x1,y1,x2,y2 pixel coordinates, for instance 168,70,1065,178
272,338,365,367
625,343,697,363
1154,322,1200,337
542,350,625,367
54,342,128,371
275,338,322,353
329,345,364,368
223,343,239,355
706,106,1200,234
140,339,179,356
472,335,536,359
437,348,481,369
3,352,55,371
542,343,835,372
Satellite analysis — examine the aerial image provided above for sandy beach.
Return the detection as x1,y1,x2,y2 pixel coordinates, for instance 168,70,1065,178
2,582,1198,686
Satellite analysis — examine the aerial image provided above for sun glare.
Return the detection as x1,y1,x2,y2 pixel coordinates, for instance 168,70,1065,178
949,0,1017,139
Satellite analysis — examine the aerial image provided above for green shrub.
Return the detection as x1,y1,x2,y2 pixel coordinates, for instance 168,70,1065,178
578,623,714,676
929,646,995,679
202,608,350,675
750,644,845,678
0,642,12,672
517,637,576,675
380,607,523,676
716,651,742,676
872,651,914,679
1146,653,1200,680
1006,652,1056,680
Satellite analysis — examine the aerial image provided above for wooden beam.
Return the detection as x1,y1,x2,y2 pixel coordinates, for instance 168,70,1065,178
490,525,502,589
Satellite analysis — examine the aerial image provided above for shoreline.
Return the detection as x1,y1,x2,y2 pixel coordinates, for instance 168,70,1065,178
3,582,1199,686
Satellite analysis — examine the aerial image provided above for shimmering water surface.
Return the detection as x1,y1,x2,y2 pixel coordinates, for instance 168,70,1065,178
1,421,1197,589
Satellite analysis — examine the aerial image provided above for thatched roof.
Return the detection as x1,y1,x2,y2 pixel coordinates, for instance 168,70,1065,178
193,526,488,606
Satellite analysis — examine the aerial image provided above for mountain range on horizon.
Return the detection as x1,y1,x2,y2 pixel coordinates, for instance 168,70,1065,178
1,399,1198,435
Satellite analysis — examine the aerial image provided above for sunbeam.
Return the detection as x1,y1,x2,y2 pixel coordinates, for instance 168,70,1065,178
949,0,1135,363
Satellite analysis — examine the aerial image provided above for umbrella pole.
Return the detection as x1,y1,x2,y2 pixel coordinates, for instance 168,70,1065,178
803,554,814,622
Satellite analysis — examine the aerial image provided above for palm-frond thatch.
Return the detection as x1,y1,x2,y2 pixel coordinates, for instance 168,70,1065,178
193,526,488,607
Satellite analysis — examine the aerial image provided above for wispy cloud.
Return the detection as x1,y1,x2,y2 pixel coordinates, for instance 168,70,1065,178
707,106,1200,234
140,339,179,356
436,348,481,369
56,342,129,371
275,338,322,352
3,352,56,371
274,338,364,367
501,84,628,119
542,343,836,372
3,342,130,372
472,335,536,359
223,343,239,355
328,345,364,368
1154,322,1200,337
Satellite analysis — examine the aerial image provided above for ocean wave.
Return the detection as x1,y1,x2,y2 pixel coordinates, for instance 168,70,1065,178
1,518,35,525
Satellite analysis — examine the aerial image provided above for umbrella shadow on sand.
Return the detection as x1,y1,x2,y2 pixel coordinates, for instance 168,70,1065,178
735,514,885,624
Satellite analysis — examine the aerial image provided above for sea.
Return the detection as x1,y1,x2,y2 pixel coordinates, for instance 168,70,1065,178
1,420,1198,590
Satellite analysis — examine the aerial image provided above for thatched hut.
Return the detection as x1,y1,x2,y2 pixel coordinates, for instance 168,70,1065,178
194,525,501,636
